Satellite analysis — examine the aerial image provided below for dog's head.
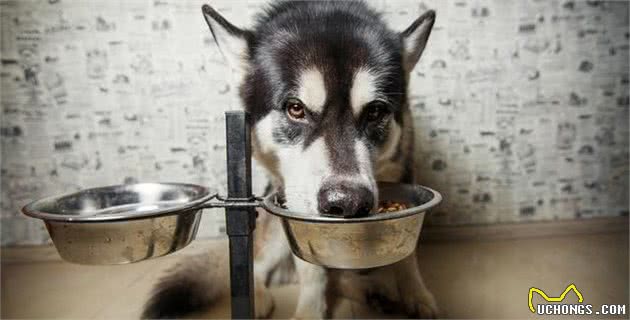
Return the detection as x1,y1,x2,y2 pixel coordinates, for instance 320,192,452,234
203,1,434,217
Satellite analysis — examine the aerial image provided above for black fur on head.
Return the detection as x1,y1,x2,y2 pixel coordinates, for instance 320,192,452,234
202,0,435,122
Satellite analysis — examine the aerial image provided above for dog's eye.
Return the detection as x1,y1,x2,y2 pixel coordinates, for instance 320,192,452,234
285,98,306,120
364,101,390,122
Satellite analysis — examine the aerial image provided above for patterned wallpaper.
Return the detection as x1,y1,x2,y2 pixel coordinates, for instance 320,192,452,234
1,0,628,245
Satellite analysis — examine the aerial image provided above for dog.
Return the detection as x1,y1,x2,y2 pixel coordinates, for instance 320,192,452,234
142,1,436,318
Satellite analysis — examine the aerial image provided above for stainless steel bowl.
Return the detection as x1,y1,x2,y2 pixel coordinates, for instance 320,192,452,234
262,182,442,269
22,183,212,265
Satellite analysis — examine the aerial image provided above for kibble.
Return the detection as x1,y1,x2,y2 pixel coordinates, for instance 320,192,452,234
376,201,408,213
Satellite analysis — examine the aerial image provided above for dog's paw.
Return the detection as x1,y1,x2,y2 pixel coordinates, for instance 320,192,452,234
255,286,275,318
403,291,440,319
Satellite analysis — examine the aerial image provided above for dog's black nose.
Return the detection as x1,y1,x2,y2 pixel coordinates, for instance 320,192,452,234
317,183,374,217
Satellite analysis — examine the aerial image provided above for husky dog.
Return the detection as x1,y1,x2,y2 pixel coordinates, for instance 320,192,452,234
142,1,436,318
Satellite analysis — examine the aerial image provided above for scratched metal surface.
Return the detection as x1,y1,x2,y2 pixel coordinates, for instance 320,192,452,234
1,0,628,245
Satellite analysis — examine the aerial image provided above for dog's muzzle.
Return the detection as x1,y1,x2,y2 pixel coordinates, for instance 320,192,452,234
317,181,375,217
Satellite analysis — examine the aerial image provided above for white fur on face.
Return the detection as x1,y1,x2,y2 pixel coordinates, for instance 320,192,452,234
279,137,332,214
297,68,327,113
255,112,277,155
350,68,384,116
255,112,332,215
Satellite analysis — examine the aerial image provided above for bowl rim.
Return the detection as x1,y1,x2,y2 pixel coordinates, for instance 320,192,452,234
261,183,442,223
21,182,213,223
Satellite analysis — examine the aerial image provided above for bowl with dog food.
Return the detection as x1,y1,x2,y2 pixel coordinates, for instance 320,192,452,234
262,182,442,269
22,183,212,265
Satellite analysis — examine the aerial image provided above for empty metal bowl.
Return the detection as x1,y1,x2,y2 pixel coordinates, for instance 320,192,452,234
262,182,442,269
22,183,212,265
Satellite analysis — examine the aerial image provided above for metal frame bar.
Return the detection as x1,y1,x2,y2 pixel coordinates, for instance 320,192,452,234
200,201,261,209
224,111,256,319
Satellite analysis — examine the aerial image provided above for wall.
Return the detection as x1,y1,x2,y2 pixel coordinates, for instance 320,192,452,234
1,0,628,245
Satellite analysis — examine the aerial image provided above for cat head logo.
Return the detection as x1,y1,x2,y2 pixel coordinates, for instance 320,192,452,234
528,284,584,313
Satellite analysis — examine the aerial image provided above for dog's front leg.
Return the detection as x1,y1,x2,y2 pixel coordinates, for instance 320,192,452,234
293,257,328,319
395,252,439,318
253,213,293,318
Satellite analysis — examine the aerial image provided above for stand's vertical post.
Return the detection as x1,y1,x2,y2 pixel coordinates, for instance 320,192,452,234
225,111,256,319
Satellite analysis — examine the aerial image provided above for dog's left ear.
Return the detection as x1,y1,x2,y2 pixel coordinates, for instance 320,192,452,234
401,10,436,71
202,4,251,74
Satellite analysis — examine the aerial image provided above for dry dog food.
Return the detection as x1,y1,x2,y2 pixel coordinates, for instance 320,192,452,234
376,201,408,213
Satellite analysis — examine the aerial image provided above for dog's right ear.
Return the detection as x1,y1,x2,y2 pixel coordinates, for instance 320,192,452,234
202,4,251,73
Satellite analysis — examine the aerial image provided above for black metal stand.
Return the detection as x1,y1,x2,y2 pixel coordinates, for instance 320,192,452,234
224,111,256,319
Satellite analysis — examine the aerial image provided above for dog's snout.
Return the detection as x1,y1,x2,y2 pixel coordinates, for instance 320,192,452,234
317,183,374,217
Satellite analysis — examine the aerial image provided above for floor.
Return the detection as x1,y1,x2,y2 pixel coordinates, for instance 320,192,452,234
2,223,628,319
